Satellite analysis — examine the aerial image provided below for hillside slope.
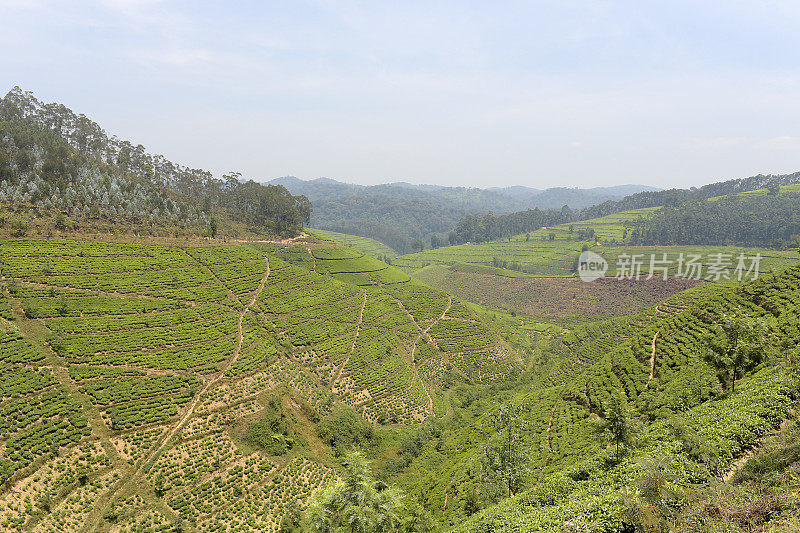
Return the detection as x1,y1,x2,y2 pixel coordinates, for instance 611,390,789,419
381,266,800,531
0,238,520,531
453,175,800,244
0,87,311,239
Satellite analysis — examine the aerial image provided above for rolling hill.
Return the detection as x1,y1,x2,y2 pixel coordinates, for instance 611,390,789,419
0,237,520,531
270,177,659,253
452,175,800,245
0,87,311,240
2,88,800,533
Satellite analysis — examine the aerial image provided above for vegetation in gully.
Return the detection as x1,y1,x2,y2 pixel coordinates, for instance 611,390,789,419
1,230,798,531
1,88,800,533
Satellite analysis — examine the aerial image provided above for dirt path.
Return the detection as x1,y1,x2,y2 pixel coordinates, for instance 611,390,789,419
233,233,309,246
307,247,317,273
144,257,271,464
648,331,659,382
545,403,556,449
537,402,558,481
2,291,180,528
401,296,451,416
85,257,271,531
332,290,367,389
722,414,795,482
185,251,241,305
417,296,452,349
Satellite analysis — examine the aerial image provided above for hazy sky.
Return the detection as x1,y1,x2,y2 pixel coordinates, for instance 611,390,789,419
3,1,800,188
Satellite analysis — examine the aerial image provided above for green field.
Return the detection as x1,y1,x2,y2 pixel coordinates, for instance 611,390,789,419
396,241,800,280
309,228,399,259
0,238,525,531
510,184,800,244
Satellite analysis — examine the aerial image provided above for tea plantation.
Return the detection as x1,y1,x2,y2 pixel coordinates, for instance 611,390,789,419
0,238,519,531
0,236,798,532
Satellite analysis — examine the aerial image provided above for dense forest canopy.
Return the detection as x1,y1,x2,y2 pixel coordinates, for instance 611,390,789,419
273,177,656,253
629,192,800,248
580,171,800,220
453,172,800,245
0,87,311,236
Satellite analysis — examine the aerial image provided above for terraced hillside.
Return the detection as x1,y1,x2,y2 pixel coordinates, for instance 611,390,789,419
0,239,520,531
396,242,800,279
310,246,410,287
388,266,800,531
519,206,662,243
309,229,399,260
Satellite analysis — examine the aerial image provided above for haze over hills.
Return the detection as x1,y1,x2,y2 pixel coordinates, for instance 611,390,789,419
1,87,800,533
268,176,660,252
269,176,659,211
2,89,800,533
487,184,661,209
8,0,800,530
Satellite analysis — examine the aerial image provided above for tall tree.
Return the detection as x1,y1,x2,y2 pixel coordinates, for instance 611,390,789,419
702,314,769,392
306,452,431,533
595,393,634,462
481,402,530,498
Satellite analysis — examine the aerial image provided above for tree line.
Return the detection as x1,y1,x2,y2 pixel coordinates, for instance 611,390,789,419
452,206,576,244
628,192,800,248
581,171,800,220
0,87,311,236
451,173,800,245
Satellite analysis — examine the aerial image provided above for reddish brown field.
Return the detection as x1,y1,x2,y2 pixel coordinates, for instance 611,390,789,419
415,266,703,321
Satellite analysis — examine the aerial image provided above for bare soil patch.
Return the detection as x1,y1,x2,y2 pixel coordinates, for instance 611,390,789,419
415,267,702,321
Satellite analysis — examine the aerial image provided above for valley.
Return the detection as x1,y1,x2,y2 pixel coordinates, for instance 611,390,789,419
1,87,800,532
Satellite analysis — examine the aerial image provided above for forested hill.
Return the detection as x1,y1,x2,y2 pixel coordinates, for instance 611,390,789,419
488,184,660,210
272,176,524,253
270,176,655,253
581,170,800,220
0,87,311,237
630,189,800,247
453,171,800,244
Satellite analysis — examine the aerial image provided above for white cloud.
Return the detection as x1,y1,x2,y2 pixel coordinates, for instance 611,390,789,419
684,137,748,149
132,47,215,67
753,136,800,151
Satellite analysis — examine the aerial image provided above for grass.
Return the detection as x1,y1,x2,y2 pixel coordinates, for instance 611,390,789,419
396,241,800,280
309,228,399,259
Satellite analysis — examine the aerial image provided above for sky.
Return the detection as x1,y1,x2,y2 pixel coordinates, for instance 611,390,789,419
2,0,800,189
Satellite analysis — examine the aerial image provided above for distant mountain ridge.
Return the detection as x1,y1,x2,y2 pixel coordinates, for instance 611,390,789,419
266,176,658,252
489,184,660,210
452,171,800,245
269,177,658,207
